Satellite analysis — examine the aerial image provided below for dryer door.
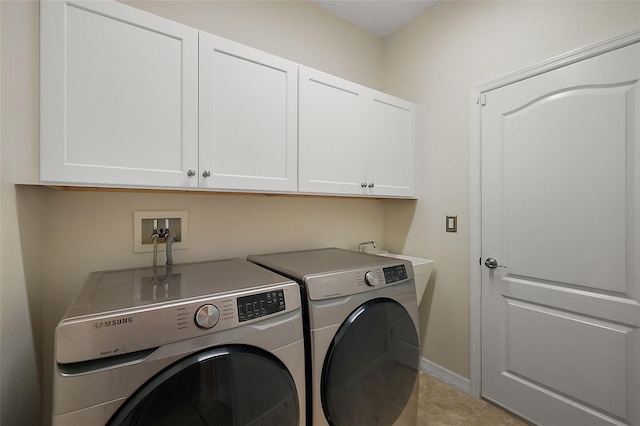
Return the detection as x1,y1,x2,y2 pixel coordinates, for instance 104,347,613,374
321,298,419,426
108,345,299,426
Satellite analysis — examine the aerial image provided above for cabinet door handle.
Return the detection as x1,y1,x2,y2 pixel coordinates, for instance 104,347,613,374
361,183,367,188
368,183,375,188
202,171,211,178
187,169,196,177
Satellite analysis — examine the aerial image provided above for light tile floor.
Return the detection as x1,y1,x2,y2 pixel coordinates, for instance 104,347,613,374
418,373,530,426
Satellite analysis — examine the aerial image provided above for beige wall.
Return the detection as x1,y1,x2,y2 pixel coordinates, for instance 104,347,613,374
124,0,385,90
382,1,640,378
1,1,45,425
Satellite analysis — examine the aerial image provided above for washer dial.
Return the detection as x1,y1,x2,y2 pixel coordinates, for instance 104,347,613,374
195,304,220,329
364,271,379,287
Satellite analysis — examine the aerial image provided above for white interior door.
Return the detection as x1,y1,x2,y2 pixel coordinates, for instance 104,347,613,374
481,42,640,425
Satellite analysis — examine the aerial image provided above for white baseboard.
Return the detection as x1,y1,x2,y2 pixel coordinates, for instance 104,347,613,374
419,357,472,395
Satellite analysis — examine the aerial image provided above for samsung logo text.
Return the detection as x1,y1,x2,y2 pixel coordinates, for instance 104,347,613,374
93,317,133,329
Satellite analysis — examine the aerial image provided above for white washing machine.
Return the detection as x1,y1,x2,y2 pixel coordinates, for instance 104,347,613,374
248,248,420,426
52,259,306,426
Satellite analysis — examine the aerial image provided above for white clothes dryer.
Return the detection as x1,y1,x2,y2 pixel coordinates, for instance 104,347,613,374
248,248,420,426
52,259,305,426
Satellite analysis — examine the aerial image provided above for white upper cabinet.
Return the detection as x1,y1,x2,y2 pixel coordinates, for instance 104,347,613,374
369,92,416,197
199,34,298,192
40,1,416,198
298,66,368,195
40,0,199,188
298,66,416,198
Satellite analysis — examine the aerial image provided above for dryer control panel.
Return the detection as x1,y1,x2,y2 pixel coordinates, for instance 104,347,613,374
383,265,408,284
305,262,414,301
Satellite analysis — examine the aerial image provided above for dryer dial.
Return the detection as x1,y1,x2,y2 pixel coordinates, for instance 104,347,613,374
195,304,220,329
364,271,379,287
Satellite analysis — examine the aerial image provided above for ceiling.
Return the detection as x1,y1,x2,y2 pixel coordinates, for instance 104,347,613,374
310,0,438,38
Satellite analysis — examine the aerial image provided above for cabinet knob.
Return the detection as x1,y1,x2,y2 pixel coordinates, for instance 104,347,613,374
202,171,211,178
361,183,367,188
187,169,196,177
368,183,375,188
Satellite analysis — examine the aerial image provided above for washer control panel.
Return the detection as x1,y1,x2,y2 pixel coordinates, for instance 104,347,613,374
237,290,285,322
383,264,408,284
56,282,300,364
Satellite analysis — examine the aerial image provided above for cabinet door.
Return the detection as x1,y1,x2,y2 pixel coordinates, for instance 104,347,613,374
298,66,368,195
199,33,298,192
368,92,416,198
40,0,199,188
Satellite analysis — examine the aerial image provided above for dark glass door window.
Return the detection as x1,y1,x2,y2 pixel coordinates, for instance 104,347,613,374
321,298,419,426
108,345,299,426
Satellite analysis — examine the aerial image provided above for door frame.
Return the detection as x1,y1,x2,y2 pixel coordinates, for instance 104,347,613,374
468,26,640,398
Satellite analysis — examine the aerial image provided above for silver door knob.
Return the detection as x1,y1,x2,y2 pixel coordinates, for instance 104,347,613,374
187,169,196,177
485,258,506,269
202,171,211,178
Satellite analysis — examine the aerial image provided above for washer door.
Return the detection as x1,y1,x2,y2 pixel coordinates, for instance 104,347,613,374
108,345,299,426
321,298,419,426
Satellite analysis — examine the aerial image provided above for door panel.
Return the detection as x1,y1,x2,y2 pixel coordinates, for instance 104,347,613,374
199,33,298,192
370,94,416,197
40,0,199,188
481,42,640,426
506,299,630,419
298,66,367,194
504,85,629,292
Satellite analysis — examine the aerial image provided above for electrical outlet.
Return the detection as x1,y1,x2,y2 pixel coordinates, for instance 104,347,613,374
134,211,188,253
